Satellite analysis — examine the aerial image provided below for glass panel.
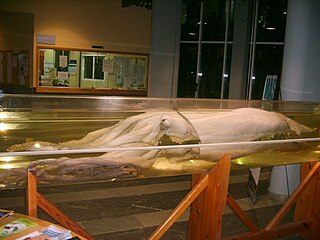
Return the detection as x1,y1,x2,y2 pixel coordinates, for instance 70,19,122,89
181,0,201,41
250,44,284,100
202,0,230,41
1,95,319,188
221,44,233,99
84,56,93,79
37,48,148,93
256,0,287,42
198,44,225,98
94,56,104,80
228,0,235,40
177,43,198,97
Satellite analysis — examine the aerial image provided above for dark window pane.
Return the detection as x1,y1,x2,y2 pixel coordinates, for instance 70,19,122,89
178,43,198,97
256,0,287,42
202,0,233,41
94,56,104,80
222,44,232,98
198,44,225,98
181,1,201,41
251,44,284,100
84,56,93,79
228,0,235,40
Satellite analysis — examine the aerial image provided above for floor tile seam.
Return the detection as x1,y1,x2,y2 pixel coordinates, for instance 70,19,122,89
79,197,283,235
41,172,251,199
80,210,178,235
223,197,285,214
41,181,192,204
0,183,193,207
80,215,144,235
0,172,256,207
0,172,250,196
44,175,251,203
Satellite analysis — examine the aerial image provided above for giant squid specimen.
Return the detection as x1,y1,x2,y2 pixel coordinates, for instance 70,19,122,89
8,108,315,172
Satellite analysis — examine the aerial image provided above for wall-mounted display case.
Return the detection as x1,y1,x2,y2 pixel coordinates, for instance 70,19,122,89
36,46,148,96
0,95,319,189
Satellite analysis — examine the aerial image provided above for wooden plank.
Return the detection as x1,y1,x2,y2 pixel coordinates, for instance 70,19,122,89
294,163,320,240
226,194,259,232
27,168,38,218
37,192,94,240
265,162,320,231
148,174,209,240
188,155,231,240
308,170,320,239
294,162,318,240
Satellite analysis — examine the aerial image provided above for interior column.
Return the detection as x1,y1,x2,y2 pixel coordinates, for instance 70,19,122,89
269,0,320,199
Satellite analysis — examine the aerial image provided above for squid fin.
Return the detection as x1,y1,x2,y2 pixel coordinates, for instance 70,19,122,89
287,118,316,135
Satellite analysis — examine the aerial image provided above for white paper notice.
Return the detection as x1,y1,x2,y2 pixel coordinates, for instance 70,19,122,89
68,65,77,74
108,74,116,82
58,71,68,80
12,56,18,67
114,56,123,64
103,59,113,73
7,52,12,83
59,55,68,67
113,64,121,75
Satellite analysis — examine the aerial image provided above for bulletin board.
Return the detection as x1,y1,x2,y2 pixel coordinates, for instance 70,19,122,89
36,46,148,96
0,50,30,87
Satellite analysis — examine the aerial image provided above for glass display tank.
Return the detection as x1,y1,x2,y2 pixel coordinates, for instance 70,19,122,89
0,94,319,189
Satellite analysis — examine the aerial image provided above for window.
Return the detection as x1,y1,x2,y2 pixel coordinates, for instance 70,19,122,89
37,47,149,94
178,0,287,100
81,53,106,81
247,0,287,100
178,0,234,99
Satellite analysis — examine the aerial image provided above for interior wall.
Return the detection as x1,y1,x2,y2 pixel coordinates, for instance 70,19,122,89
0,0,151,88
0,11,34,88
0,0,151,53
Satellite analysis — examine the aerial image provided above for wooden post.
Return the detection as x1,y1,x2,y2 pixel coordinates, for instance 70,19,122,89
27,168,38,218
148,155,231,240
226,194,259,233
149,174,209,240
265,162,320,231
27,167,95,239
36,193,95,240
188,155,231,240
294,162,320,239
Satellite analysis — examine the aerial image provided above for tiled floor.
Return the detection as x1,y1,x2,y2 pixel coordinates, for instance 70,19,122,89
0,168,303,239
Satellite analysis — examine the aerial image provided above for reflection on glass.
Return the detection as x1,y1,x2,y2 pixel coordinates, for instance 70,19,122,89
1,95,319,188
198,44,232,98
82,55,105,80
181,1,201,41
256,0,287,42
250,44,284,100
94,56,104,80
179,0,234,99
202,0,234,41
178,43,198,97
84,56,93,79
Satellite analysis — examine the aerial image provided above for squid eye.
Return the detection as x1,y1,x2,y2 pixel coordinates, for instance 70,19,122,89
160,118,171,130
